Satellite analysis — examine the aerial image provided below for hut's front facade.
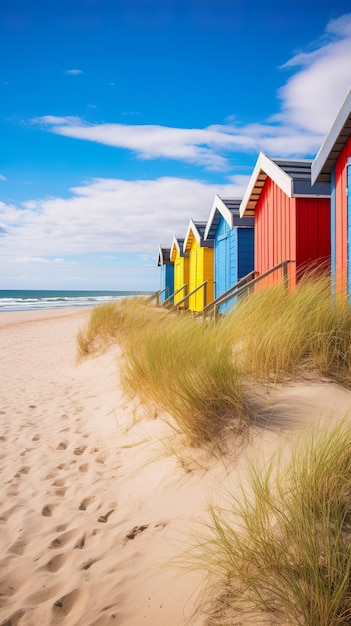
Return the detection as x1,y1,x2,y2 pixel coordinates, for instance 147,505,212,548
183,220,214,312
170,236,189,307
205,195,254,310
157,246,174,303
312,89,351,300
240,152,331,290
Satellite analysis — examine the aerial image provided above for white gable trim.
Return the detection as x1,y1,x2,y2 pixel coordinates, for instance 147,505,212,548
239,152,293,217
204,194,233,240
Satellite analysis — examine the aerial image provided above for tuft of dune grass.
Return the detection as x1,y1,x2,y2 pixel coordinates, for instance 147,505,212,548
223,277,351,384
122,313,246,447
194,419,351,626
76,297,163,357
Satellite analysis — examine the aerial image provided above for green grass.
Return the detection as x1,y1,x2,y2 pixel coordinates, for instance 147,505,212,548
194,420,351,625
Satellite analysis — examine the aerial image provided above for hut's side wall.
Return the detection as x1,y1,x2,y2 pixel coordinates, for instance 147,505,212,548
160,264,174,303
173,253,189,306
215,217,230,300
188,241,214,312
254,177,297,288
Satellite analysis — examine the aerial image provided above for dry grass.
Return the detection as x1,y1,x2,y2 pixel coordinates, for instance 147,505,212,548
224,277,351,384
122,312,246,446
194,420,351,626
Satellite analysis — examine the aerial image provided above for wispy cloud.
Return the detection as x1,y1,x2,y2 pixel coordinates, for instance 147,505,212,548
35,14,351,168
64,69,83,75
32,116,323,170
277,13,351,133
15,256,65,264
0,174,6,181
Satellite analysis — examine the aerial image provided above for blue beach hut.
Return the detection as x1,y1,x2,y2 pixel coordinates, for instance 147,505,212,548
157,246,174,304
204,195,254,311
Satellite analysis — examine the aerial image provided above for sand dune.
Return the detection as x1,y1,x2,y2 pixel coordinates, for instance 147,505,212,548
1,308,351,625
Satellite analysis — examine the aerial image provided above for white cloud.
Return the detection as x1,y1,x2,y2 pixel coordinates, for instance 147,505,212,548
0,176,240,260
0,174,6,181
277,13,351,133
15,256,65,264
33,115,322,170
64,69,83,75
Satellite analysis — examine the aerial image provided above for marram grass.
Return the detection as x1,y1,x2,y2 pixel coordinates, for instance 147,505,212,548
223,277,351,384
193,420,351,626
122,312,246,446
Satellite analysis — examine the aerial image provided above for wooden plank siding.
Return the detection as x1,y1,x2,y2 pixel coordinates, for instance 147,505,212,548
160,264,174,302
188,241,214,313
254,178,297,288
171,244,189,307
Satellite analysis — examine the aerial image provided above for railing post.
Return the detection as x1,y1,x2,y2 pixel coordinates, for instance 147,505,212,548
203,281,207,311
283,261,289,290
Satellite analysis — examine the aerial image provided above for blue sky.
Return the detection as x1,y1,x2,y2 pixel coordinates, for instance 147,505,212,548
1,0,351,291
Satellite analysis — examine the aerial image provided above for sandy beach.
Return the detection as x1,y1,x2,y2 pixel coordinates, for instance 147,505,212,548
2,308,351,626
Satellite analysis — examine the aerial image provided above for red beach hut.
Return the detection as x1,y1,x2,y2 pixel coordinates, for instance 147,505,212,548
311,88,351,300
239,152,331,289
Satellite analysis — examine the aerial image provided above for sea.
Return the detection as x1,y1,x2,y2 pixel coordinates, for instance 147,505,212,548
0,290,152,313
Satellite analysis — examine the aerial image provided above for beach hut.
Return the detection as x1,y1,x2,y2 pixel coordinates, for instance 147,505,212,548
170,236,189,307
157,246,174,304
183,220,214,313
239,152,331,290
311,88,351,300
204,195,254,311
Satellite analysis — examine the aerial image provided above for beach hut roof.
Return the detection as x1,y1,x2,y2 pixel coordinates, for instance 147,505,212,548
183,219,214,253
204,194,254,240
170,236,188,262
311,88,351,185
240,152,330,217
157,246,172,266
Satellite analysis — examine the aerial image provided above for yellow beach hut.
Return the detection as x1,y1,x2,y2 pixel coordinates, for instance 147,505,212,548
170,236,189,307
183,219,214,313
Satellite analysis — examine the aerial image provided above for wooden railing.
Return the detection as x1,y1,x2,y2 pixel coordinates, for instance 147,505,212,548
147,286,170,306
202,270,258,319
203,260,295,319
172,280,208,312
162,284,187,308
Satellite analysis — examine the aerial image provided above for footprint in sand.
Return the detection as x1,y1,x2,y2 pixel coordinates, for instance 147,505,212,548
25,584,60,605
52,588,85,617
78,463,89,473
50,529,77,549
41,504,57,517
45,553,69,573
74,534,86,549
57,441,68,450
97,509,115,524
8,538,26,555
123,524,149,542
81,558,96,570
73,445,87,456
52,478,65,487
78,496,95,511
